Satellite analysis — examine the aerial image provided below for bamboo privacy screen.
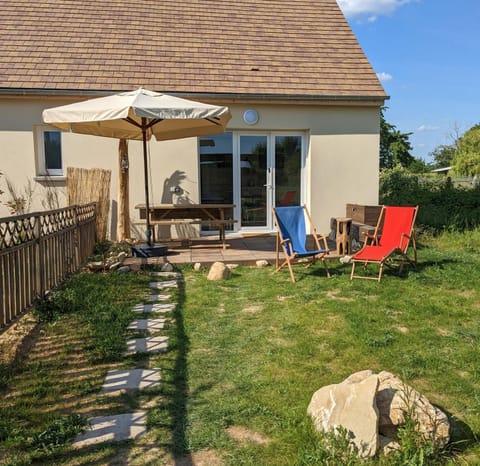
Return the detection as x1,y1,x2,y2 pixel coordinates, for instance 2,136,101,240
67,167,111,242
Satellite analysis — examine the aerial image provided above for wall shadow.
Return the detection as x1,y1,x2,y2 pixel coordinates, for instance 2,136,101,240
158,170,196,241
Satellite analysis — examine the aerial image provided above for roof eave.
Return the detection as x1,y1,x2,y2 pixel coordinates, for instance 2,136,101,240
0,87,389,105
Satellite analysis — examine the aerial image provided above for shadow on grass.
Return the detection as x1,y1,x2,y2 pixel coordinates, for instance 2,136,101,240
335,257,464,281
447,411,479,456
169,274,192,463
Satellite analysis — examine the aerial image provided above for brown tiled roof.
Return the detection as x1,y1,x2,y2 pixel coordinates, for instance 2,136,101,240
0,0,386,99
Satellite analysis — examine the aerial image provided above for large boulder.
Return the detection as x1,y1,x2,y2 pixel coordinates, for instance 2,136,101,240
376,371,450,447
207,262,231,281
308,370,450,458
307,370,379,457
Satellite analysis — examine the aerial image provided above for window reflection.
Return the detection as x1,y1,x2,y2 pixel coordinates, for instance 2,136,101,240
199,132,233,204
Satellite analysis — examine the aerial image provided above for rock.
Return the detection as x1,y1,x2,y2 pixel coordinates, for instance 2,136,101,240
226,263,239,269
117,266,130,273
255,259,269,268
161,262,174,272
207,262,230,281
308,370,450,459
307,371,380,458
193,262,203,271
376,371,450,447
88,261,105,271
345,369,374,383
379,434,400,455
117,251,128,261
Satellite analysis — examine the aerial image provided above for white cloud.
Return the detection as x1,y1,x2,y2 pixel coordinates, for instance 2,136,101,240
416,124,439,132
376,72,393,81
337,0,414,19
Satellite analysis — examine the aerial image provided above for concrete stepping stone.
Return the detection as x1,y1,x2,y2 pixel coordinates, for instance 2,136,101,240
126,336,169,355
132,303,176,314
151,271,182,279
72,411,147,448
149,280,178,290
101,369,161,392
147,294,171,302
128,318,166,332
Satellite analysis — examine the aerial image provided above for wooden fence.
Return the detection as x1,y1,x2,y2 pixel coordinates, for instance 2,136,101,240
0,203,96,329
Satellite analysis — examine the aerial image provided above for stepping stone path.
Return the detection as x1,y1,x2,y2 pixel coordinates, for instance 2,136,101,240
132,303,176,314
147,293,171,302
125,336,169,355
149,280,178,290
151,271,182,279
73,411,147,448
128,318,166,331
102,369,161,392
74,271,180,448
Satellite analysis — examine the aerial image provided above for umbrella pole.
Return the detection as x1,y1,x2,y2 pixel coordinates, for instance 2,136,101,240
142,121,152,246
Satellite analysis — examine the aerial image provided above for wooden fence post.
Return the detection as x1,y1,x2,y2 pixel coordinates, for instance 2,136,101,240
34,214,45,299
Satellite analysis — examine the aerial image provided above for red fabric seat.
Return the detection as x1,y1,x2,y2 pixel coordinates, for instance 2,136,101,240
350,206,418,282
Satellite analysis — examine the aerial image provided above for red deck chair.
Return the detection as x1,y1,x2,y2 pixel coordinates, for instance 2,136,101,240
350,205,418,282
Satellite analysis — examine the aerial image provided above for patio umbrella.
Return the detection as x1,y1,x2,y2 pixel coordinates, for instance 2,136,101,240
43,88,231,245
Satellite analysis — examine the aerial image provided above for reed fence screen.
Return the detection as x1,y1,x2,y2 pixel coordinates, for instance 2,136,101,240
0,203,96,329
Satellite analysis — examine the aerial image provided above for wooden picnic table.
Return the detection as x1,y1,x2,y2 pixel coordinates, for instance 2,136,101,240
134,203,236,248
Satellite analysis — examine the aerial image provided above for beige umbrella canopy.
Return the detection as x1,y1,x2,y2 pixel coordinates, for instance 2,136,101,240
43,88,231,245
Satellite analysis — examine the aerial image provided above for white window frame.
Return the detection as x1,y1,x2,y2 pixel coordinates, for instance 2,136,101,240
34,125,63,176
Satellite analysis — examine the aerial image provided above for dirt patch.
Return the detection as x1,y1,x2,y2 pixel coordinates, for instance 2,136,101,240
141,395,165,409
242,305,263,314
277,295,287,302
397,326,409,333
436,327,451,337
174,449,223,466
0,312,40,365
226,425,271,445
325,289,354,302
269,337,294,348
459,289,477,299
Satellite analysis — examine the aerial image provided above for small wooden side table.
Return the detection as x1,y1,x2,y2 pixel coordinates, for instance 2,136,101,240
336,217,352,255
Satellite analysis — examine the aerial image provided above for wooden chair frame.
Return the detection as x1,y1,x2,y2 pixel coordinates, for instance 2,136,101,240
350,205,418,282
273,204,330,282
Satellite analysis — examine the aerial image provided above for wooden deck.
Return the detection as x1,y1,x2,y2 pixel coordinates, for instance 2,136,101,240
123,234,340,268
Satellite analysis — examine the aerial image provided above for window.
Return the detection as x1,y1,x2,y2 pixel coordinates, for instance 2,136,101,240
199,132,233,204
35,126,63,176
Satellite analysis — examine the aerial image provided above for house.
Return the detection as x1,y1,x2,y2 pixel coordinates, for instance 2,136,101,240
0,0,387,240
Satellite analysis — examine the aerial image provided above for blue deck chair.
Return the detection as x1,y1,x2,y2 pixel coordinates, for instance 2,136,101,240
273,205,330,282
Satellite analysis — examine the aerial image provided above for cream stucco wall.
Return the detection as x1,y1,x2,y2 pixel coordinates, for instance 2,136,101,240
0,96,381,238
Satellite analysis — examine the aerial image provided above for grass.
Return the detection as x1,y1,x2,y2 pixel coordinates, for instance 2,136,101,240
0,230,479,464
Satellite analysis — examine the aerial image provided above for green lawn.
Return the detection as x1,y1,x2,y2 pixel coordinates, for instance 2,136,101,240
0,230,479,465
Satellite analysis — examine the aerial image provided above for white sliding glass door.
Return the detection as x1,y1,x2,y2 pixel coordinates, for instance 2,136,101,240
200,132,306,233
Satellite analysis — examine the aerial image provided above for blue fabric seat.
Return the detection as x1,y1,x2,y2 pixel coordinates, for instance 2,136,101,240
273,205,330,282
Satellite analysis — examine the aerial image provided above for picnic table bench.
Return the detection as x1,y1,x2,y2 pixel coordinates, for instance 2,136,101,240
134,203,236,248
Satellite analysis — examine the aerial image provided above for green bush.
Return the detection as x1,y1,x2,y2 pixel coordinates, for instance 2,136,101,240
380,166,480,232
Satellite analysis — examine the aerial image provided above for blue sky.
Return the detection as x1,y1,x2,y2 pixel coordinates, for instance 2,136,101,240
337,0,479,162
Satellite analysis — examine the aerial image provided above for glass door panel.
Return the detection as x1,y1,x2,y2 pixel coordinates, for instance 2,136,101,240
199,132,233,204
240,135,268,227
274,135,301,207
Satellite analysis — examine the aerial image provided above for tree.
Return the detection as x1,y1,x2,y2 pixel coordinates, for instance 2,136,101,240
380,108,415,169
452,124,480,177
429,144,456,169
408,158,432,174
